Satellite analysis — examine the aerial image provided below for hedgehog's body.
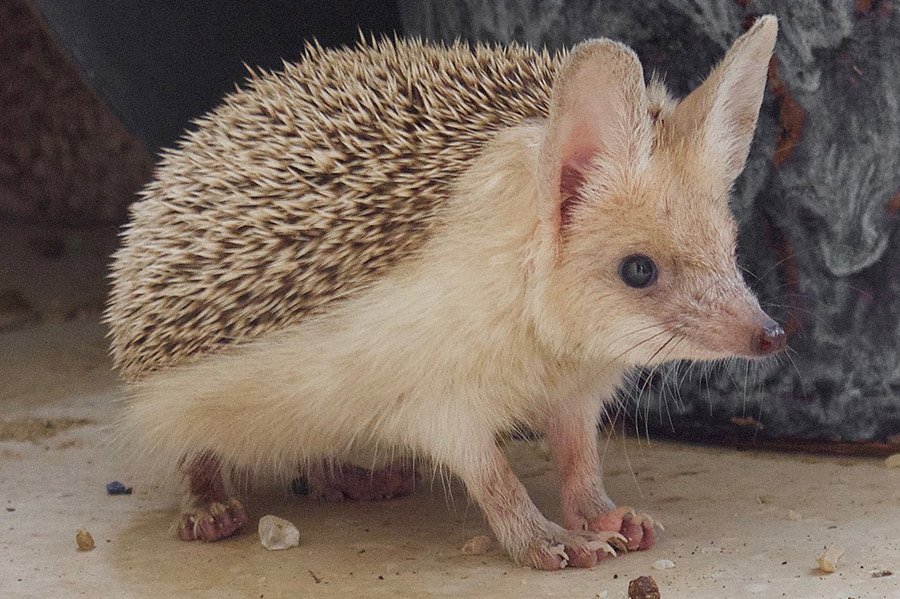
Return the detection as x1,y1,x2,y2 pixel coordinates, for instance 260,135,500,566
107,40,560,378
108,22,783,570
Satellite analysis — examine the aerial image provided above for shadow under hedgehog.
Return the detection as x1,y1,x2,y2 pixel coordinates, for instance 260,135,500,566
106,16,784,569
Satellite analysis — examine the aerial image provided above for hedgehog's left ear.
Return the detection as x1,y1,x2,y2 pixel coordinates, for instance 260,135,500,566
670,16,777,189
540,39,651,233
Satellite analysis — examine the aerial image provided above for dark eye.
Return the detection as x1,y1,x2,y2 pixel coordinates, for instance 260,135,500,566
619,254,658,288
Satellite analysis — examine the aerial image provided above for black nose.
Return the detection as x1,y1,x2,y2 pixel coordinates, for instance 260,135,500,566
754,322,786,355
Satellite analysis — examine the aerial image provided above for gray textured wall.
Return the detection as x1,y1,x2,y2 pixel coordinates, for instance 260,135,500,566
400,0,900,443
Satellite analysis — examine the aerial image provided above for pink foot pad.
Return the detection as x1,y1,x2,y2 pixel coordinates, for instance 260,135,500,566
177,497,248,542
307,463,417,502
592,506,657,551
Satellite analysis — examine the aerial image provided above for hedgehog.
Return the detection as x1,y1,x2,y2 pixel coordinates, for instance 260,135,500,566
106,17,783,570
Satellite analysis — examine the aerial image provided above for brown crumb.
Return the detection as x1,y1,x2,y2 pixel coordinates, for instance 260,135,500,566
0,418,92,443
870,569,892,578
628,575,661,599
75,528,95,551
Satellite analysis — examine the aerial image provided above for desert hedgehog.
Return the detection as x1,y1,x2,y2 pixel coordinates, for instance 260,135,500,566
107,18,784,570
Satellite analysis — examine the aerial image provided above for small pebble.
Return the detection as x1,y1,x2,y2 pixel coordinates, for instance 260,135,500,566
787,509,801,521
869,569,892,578
757,494,775,505
258,515,300,550
105,481,132,495
816,545,844,573
652,559,675,570
884,454,900,469
75,528,95,551
627,575,660,599
461,534,492,555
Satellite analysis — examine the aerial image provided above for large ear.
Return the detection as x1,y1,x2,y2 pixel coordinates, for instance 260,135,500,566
540,40,651,231
671,15,778,187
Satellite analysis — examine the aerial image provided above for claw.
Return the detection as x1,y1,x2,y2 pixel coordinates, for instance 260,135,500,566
550,543,569,569
607,533,629,554
584,538,616,557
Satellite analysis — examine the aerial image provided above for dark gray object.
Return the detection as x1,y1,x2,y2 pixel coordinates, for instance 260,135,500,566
31,1,402,154
400,0,899,443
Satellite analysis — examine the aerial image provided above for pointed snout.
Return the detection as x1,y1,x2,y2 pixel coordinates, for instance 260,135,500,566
751,317,786,357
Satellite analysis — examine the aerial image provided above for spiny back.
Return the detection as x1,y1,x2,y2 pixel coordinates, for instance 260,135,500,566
106,38,561,379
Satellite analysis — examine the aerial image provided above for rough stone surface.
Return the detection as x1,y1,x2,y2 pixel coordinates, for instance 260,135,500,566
399,0,900,443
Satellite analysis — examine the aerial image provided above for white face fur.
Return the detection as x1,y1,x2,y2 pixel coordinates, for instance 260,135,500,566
532,17,784,367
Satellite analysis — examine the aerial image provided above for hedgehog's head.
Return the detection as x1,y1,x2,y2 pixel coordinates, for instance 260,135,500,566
531,16,784,367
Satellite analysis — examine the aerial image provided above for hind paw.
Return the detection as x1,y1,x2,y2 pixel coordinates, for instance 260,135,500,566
306,462,417,502
177,498,248,542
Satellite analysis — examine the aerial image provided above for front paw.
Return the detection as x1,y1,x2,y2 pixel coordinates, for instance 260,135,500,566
520,521,626,570
590,506,658,551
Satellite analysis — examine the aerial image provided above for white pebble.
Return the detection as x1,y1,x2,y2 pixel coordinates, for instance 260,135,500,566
885,454,900,468
652,559,675,570
258,515,300,550
816,545,844,573
787,509,802,521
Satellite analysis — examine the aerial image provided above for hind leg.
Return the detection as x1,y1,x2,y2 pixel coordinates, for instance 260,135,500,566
303,461,418,502
177,453,248,542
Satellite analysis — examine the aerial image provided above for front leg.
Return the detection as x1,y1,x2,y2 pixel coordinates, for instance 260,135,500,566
429,425,623,569
545,397,657,551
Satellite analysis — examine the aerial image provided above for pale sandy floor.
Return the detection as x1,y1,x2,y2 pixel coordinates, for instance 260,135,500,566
1,319,898,599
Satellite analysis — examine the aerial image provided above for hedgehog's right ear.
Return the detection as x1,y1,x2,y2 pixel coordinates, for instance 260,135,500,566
540,40,651,233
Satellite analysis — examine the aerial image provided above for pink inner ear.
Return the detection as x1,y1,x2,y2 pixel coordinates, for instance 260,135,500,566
558,147,595,230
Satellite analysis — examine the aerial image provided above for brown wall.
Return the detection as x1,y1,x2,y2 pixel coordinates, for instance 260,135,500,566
0,0,151,226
